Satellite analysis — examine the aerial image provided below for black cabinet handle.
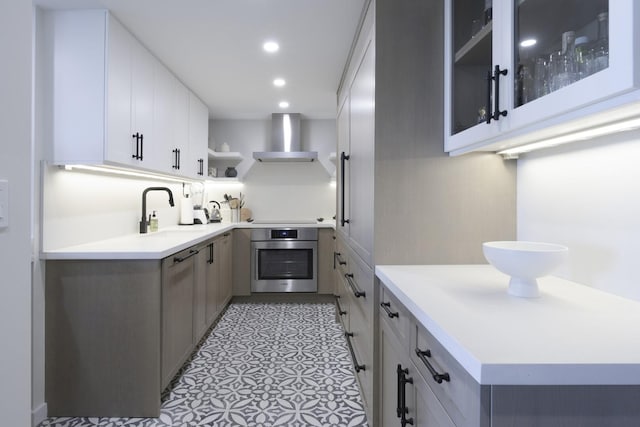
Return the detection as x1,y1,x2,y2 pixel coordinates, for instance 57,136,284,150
397,364,414,426
334,252,347,269
380,301,399,318
174,249,199,263
344,332,365,372
485,70,493,124
415,348,450,384
172,148,181,170
207,243,214,264
335,296,347,316
340,152,350,227
198,158,204,176
132,133,143,160
486,65,508,124
177,148,181,170
139,133,144,161
345,273,365,298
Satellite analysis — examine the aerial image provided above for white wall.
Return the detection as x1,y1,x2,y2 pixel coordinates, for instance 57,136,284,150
517,130,640,301
0,1,33,425
208,118,336,221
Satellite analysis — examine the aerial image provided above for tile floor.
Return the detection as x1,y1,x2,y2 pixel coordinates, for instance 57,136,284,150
40,302,368,427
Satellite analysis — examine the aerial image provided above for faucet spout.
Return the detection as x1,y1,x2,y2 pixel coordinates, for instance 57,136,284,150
140,187,175,233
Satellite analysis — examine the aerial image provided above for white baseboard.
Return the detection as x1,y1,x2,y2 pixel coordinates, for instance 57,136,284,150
32,402,47,427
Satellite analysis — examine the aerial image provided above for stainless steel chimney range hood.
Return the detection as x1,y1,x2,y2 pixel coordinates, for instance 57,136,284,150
253,113,318,162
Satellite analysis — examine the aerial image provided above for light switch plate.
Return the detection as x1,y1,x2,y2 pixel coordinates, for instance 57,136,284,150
0,179,8,228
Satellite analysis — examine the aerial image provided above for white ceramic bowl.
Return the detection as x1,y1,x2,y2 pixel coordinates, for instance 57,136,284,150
482,241,568,297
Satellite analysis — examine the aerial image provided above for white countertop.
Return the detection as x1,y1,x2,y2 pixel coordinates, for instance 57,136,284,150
375,264,640,386
42,220,334,260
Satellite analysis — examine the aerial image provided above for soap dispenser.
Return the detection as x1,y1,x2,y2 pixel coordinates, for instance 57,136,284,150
150,211,158,232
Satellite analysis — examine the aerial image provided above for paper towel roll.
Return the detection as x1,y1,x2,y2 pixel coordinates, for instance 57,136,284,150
180,196,194,225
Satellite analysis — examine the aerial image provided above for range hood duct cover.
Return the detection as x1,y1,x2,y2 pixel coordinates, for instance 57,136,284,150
253,113,318,162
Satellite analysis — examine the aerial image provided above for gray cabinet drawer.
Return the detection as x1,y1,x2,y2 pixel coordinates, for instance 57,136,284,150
411,322,488,427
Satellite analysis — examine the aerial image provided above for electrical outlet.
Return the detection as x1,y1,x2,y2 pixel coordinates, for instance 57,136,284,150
0,180,8,228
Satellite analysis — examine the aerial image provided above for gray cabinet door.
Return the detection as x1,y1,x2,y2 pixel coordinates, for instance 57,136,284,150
193,244,209,343
218,233,233,307
205,240,220,326
161,249,195,389
348,37,375,267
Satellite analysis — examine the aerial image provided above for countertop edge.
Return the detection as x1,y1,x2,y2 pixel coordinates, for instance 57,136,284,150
42,221,335,260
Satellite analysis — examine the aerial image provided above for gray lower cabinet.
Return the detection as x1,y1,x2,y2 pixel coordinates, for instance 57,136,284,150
45,235,234,417
335,235,375,421
161,247,196,389
378,280,640,427
45,260,162,417
218,232,232,306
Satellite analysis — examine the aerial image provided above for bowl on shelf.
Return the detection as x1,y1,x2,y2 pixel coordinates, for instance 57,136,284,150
482,241,568,298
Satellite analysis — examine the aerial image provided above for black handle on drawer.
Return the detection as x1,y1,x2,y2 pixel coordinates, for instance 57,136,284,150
397,364,414,426
380,301,399,318
340,151,350,227
334,251,347,268
335,296,347,316
344,273,365,298
345,332,365,372
174,249,199,263
415,348,450,384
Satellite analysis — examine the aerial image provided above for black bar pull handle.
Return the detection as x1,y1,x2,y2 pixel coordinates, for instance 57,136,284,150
334,251,347,267
335,296,347,316
485,65,508,124
139,133,144,161
198,158,204,175
207,243,214,264
397,365,414,426
177,149,181,170
396,364,403,418
380,301,399,318
345,273,365,298
492,65,508,122
132,133,141,159
174,249,199,263
340,152,350,227
415,348,451,384
344,332,365,372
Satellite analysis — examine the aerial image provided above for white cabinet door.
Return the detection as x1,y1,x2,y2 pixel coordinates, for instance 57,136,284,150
171,80,190,175
151,63,177,174
186,93,209,179
445,0,640,155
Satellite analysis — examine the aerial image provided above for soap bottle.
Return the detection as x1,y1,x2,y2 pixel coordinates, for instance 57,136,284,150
150,211,158,232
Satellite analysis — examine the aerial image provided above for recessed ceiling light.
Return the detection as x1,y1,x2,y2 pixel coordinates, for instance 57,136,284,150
263,41,279,53
279,101,290,109
273,78,286,87
520,38,537,48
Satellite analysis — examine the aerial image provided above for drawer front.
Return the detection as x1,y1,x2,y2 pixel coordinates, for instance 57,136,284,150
379,282,411,347
412,322,485,427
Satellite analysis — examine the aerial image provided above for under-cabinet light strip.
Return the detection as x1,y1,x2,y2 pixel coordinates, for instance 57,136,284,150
498,117,640,157
63,164,196,183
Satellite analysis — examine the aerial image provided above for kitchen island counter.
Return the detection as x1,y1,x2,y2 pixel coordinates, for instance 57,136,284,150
41,221,334,260
376,264,640,386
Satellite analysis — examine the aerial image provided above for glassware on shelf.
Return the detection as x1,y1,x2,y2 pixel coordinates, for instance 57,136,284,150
591,11,609,73
533,56,549,100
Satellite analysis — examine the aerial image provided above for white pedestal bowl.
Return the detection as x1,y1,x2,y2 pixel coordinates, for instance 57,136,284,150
482,241,568,298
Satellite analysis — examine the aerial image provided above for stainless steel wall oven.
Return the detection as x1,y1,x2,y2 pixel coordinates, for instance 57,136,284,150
251,228,318,292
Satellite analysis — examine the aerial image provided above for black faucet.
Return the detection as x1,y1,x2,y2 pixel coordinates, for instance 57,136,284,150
140,187,175,233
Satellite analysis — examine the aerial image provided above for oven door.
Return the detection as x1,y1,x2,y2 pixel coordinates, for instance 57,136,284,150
251,240,318,293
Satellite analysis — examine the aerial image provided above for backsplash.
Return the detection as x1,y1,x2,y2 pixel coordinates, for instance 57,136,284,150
517,129,640,301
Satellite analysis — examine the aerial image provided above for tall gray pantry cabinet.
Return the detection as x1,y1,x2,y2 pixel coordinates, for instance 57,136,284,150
335,0,516,425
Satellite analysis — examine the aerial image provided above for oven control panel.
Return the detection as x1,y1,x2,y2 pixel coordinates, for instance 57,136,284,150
271,229,298,239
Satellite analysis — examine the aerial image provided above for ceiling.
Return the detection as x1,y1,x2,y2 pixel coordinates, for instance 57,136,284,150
35,0,367,119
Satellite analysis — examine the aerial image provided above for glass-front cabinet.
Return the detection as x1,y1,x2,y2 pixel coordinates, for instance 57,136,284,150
445,0,640,155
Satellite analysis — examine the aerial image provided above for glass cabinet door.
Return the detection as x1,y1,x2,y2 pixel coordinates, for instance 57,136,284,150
449,0,494,135
514,0,608,108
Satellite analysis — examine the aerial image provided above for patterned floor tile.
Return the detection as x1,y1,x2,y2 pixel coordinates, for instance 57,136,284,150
40,302,368,427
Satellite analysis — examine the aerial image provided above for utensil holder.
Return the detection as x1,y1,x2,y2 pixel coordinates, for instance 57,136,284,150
231,208,240,223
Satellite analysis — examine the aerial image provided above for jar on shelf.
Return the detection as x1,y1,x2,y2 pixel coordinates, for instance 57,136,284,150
224,167,238,178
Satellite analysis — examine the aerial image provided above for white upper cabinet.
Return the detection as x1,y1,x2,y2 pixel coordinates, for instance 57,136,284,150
445,0,640,155
46,9,209,178
187,93,209,179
